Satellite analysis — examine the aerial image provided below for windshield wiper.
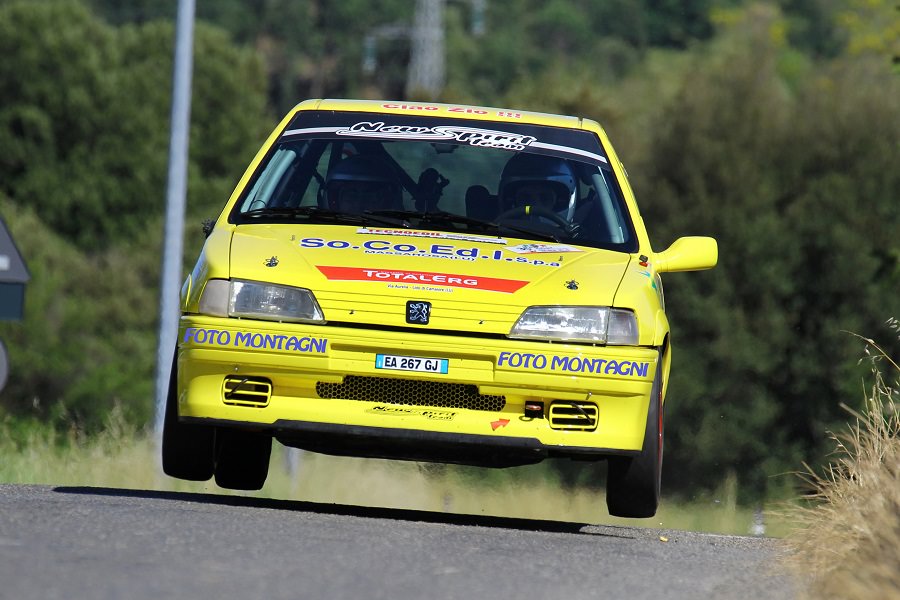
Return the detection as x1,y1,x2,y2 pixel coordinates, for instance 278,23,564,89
368,210,500,234
495,223,563,243
240,206,408,227
369,209,564,243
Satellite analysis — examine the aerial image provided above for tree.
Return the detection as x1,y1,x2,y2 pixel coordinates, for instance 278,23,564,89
0,196,161,430
635,6,900,498
0,0,270,431
0,0,269,251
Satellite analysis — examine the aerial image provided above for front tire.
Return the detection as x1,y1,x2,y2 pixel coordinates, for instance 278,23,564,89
214,428,272,491
161,353,215,481
606,359,664,518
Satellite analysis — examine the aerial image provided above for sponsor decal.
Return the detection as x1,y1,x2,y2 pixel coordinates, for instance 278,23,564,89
183,327,327,354
366,405,456,421
497,351,650,378
381,103,522,119
317,266,528,293
299,237,561,267
506,243,582,254
264,256,279,267
381,103,442,111
335,121,536,151
282,123,607,164
389,283,453,293
491,418,510,431
637,269,659,291
356,228,508,245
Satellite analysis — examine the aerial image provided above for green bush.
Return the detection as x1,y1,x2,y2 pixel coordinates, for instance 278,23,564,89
0,0,269,251
635,9,900,498
0,1,270,431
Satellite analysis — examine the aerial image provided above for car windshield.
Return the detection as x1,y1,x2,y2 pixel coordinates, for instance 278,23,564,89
231,111,638,252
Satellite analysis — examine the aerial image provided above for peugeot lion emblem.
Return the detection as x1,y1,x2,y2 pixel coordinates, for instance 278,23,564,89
406,301,431,325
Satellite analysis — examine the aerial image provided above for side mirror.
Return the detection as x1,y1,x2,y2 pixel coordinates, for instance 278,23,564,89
655,236,718,273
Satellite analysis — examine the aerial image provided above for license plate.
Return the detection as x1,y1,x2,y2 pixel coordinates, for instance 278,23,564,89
375,354,449,374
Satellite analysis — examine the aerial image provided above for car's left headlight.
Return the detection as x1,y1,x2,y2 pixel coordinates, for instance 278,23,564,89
199,279,324,323
509,306,638,344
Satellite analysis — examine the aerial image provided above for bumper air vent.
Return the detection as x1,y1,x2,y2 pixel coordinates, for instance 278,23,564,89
549,401,598,431
222,376,272,407
316,376,505,412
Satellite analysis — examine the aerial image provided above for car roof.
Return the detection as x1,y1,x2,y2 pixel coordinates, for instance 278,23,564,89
293,99,592,130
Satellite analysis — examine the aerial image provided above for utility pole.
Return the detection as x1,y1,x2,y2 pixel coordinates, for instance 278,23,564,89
366,0,485,99
470,0,485,36
154,0,195,439
405,0,445,99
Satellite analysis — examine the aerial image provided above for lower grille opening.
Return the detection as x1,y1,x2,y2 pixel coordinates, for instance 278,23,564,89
549,401,598,431
222,376,272,407
316,376,505,412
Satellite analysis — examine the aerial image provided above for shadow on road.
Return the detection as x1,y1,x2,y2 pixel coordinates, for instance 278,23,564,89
52,485,639,538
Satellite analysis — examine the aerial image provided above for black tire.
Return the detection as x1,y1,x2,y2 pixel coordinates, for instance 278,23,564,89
162,353,215,481
606,358,664,518
214,428,272,491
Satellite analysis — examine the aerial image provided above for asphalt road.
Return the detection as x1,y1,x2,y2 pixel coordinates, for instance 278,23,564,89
0,484,795,600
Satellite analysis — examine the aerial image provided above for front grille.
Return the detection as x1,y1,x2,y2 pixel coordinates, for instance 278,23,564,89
549,401,598,431
222,376,272,407
316,376,505,412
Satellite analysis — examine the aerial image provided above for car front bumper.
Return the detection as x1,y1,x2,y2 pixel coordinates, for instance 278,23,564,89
176,315,659,462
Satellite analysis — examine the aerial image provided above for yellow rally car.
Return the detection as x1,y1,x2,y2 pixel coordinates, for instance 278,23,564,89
162,99,717,518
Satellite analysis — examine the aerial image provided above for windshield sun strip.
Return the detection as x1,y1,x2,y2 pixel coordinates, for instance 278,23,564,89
281,126,609,165
282,126,344,137
529,141,608,164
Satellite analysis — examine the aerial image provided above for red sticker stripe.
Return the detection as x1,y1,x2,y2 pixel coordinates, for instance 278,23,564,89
317,266,528,293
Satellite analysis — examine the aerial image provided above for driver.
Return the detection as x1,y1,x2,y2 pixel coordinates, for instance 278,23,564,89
324,154,402,214
511,181,562,212
499,153,577,222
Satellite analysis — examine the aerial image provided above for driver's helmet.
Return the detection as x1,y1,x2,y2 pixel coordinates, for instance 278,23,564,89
499,154,576,217
325,154,402,213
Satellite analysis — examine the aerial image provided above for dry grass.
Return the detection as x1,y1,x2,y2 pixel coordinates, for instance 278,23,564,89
784,322,900,599
0,412,789,536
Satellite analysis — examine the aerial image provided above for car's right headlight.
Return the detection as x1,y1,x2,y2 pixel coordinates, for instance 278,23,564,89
199,279,324,323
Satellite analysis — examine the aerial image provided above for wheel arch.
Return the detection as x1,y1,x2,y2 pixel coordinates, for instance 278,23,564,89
659,333,671,405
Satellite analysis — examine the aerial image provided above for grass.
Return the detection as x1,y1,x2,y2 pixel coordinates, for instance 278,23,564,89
0,410,791,537
783,322,900,599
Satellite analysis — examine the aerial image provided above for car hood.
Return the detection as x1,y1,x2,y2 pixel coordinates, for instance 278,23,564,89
229,225,632,334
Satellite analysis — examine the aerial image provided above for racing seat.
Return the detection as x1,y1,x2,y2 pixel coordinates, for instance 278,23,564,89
323,154,403,213
465,185,499,222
